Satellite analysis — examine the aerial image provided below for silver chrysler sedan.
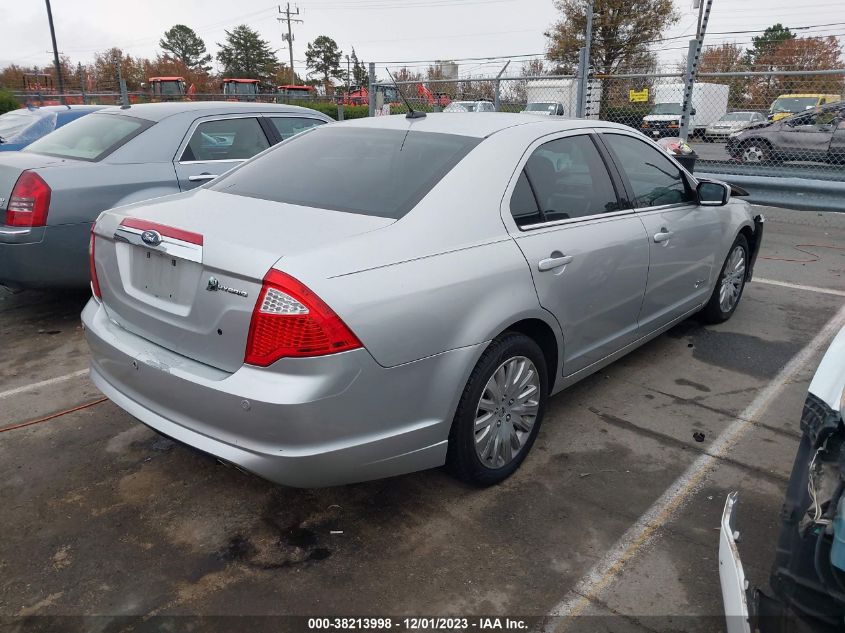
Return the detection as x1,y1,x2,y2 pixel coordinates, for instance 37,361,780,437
0,102,331,288
82,113,764,487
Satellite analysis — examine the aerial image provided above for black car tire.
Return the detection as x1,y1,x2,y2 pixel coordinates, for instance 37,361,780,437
447,332,548,486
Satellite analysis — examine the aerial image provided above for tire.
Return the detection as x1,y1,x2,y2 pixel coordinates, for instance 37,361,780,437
700,234,749,324
446,332,548,486
740,140,771,164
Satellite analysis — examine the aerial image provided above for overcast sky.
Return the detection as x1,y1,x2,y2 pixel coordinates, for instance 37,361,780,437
1,0,843,80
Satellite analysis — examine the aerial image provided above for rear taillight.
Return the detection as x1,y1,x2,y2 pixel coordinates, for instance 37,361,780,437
89,226,101,299
6,171,51,227
244,269,362,366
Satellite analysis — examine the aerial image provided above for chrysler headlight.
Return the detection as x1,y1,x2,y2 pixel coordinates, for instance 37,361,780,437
729,130,743,138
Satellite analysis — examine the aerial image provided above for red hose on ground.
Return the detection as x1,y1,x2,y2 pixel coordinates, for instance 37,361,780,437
759,243,845,263
0,397,108,433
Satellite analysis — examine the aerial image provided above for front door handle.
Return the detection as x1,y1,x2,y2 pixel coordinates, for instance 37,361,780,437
188,174,219,182
653,228,675,243
538,254,574,271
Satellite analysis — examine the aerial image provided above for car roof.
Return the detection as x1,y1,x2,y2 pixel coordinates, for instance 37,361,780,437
15,104,106,115
94,101,326,122
337,112,631,138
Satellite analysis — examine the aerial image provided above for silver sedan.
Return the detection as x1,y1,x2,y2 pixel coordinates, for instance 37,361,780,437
0,102,331,288
83,113,764,487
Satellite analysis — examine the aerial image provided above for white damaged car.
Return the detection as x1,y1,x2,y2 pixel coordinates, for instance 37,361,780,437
720,325,845,632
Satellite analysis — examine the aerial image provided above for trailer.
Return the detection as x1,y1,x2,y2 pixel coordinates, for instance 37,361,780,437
641,82,729,138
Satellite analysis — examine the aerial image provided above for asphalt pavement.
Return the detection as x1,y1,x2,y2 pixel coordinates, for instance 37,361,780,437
1,206,843,631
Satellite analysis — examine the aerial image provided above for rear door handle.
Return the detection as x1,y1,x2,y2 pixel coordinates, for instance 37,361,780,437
653,229,675,243
538,254,574,271
188,174,219,182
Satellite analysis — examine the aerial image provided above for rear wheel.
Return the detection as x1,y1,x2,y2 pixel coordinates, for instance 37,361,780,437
700,234,749,324
447,333,548,486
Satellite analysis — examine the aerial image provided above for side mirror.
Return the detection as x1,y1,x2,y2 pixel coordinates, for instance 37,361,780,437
690,108,697,116
697,180,730,206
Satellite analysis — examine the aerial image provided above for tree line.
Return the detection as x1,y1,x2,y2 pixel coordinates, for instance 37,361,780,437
0,23,369,94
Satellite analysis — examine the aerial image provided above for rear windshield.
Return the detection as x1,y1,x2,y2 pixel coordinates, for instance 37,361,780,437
210,126,481,219
22,113,151,161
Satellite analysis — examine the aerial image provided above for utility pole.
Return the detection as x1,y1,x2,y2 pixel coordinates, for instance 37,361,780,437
278,4,302,85
44,0,65,103
576,0,594,118
679,0,714,142
346,54,351,96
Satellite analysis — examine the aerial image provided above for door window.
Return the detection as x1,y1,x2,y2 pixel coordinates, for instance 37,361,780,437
510,134,622,227
269,116,325,141
180,117,269,162
601,133,694,208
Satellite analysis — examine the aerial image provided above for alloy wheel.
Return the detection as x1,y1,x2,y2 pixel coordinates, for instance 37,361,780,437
474,356,540,469
719,245,746,313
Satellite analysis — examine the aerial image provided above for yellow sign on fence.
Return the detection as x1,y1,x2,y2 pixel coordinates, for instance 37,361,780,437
629,88,649,103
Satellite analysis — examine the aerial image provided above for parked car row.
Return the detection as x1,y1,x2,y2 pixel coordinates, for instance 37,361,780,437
1,102,762,489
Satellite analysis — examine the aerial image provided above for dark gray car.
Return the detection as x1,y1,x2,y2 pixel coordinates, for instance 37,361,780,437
0,102,331,288
726,100,845,164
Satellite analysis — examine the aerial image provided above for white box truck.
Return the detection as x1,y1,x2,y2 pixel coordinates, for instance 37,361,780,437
523,79,602,119
641,82,729,138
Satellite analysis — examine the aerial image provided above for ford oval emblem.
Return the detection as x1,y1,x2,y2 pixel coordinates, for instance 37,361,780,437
141,230,162,246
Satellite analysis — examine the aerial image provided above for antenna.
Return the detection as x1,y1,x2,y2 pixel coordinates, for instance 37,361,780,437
385,68,426,120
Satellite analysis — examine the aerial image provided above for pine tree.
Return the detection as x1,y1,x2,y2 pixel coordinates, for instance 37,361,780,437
159,25,212,72
216,25,279,84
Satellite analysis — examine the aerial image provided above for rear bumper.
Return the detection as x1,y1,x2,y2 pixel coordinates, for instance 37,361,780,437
0,222,91,288
82,298,483,487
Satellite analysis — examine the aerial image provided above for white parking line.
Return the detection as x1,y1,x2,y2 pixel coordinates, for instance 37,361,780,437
550,302,845,621
0,369,89,401
756,278,845,298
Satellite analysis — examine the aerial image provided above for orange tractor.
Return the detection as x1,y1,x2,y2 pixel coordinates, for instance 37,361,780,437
22,73,83,106
222,78,260,101
147,77,188,101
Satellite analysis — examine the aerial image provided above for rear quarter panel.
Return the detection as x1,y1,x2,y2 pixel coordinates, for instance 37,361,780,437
36,162,180,225
275,123,562,369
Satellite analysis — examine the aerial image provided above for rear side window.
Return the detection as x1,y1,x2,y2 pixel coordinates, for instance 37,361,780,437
509,171,541,227
22,113,150,161
211,127,481,219
514,134,621,224
601,133,694,207
268,117,325,141
180,118,270,162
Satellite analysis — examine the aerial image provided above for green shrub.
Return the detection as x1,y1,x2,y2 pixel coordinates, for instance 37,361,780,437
0,89,20,115
299,102,370,120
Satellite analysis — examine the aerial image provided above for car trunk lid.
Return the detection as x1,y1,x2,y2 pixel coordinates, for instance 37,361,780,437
0,152,69,219
94,188,394,373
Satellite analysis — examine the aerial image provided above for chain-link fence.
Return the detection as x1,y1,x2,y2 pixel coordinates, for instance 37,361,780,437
10,65,845,186
376,67,845,184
